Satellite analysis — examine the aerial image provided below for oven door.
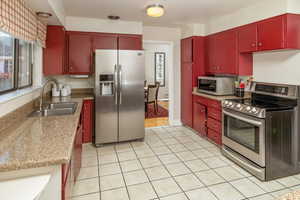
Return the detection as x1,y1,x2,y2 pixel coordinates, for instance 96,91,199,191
222,109,266,167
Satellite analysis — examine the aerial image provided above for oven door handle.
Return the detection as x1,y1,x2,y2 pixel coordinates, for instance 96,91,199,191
223,110,263,126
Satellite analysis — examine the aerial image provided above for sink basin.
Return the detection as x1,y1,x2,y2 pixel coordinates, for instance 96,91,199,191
29,102,78,117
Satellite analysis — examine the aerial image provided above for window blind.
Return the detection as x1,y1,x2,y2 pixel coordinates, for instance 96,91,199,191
0,0,47,47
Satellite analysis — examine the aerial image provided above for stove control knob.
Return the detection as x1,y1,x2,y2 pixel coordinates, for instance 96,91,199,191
228,102,233,106
236,104,241,108
251,108,257,113
246,106,251,111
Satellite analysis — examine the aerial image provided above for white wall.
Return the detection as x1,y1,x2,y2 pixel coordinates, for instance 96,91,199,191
144,42,170,100
65,16,143,34
143,26,181,125
52,76,94,89
205,0,288,35
181,23,205,38
253,50,300,84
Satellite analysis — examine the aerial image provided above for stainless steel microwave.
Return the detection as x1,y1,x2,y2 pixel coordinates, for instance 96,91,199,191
197,76,234,95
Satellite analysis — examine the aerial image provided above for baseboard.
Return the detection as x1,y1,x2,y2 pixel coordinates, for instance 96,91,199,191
169,120,182,126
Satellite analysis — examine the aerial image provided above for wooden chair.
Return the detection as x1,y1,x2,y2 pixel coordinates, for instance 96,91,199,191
145,84,159,115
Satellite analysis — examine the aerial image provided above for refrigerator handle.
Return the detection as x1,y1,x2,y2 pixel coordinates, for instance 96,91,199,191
119,65,122,105
114,64,118,105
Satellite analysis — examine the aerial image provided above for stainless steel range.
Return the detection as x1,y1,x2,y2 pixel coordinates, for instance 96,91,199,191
222,82,300,181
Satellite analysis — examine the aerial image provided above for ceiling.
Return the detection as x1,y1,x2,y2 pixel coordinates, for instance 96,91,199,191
62,0,260,27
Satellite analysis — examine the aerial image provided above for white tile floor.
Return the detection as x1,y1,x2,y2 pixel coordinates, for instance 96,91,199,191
72,126,300,200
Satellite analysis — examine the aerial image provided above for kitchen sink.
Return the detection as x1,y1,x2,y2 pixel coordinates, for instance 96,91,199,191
29,102,78,117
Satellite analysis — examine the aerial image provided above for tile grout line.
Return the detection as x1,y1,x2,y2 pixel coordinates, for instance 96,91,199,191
130,140,161,200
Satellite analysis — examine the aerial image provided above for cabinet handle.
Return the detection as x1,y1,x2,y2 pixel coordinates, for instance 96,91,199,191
251,43,256,47
258,42,262,47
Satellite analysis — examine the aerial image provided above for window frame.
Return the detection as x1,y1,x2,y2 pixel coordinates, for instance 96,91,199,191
0,36,33,95
154,52,166,87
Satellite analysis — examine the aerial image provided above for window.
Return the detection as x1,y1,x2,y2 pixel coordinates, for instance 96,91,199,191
0,32,33,94
154,52,166,87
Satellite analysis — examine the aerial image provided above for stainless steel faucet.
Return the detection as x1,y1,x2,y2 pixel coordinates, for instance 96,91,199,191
39,78,59,111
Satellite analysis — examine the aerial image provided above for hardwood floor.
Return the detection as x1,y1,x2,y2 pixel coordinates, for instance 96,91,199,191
145,100,169,128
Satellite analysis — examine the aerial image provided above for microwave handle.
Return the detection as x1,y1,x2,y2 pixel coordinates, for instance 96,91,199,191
223,110,263,127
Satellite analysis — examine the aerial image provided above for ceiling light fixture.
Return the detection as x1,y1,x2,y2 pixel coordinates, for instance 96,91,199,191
146,4,165,18
36,12,52,18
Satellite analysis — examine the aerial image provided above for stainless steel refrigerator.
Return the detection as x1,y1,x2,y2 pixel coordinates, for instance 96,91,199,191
94,49,145,145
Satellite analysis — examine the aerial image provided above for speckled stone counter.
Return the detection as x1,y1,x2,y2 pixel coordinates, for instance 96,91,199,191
0,97,87,172
192,88,250,101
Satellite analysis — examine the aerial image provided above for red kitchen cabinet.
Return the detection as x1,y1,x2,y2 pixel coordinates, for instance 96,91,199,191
205,30,252,76
193,102,207,136
67,33,93,74
74,124,82,181
82,100,94,143
62,115,83,200
43,26,66,75
181,36,205,128
118,34,143,50
238,14,300,52
181,38,193,63
181,62,193,127
257,15,285,51
239,24,258,53
93,34,118,50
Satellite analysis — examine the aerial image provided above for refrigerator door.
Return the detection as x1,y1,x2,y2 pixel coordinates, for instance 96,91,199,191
118,50,145,142
94,50,119,145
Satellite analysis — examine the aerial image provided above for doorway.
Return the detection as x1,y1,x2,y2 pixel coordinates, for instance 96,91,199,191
143,40,173,128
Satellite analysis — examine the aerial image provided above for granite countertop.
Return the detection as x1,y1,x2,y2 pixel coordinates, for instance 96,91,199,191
0,96,92,172
192,88,250,101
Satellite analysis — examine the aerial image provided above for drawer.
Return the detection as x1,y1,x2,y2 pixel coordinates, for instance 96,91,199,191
208,107,222,121
207,99,221,110
193,95,209,106
207,128,222,145
207,117,222,133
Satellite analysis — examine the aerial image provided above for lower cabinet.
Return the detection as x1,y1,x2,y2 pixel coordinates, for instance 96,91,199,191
193,101,207,136
192,95,222,145
62,108,83,200
82,100,94,143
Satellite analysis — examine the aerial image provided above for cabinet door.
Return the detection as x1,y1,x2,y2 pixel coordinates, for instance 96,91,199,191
74,125,82,182
83,100,94,143
193,102,207,136
43,26,65,75
258,16,285,51
205,35,216,74
216,31,237,74
118,35,142,50
62,163,72,200
181,63,193,127
181,38,193,63
239,24,258,53
93,34,118,50
68,33,92,74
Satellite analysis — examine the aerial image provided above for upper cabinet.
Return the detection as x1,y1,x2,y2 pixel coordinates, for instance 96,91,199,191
67,33,93,74
118,34,143,50
92,34,118,50
43,26,66,76
239,24,258,53
239,14,300,53
181,38,193,63
205,30,253,76
44,28,143,75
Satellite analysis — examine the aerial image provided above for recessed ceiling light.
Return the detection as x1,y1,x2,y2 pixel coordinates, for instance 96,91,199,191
108,15,120,20
146,4,165,18
36,12,52,18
